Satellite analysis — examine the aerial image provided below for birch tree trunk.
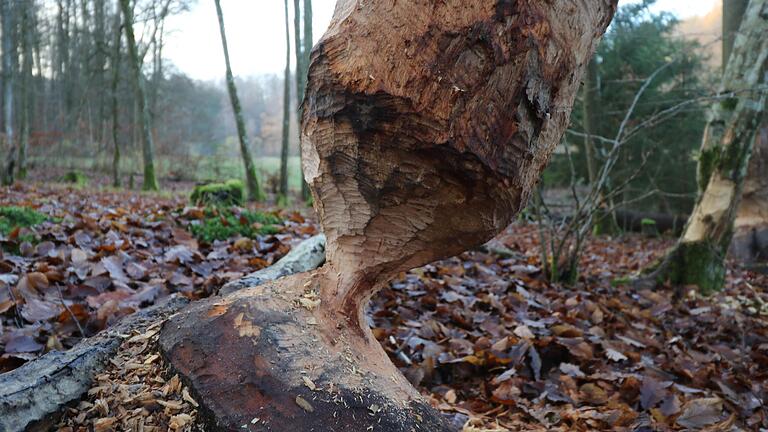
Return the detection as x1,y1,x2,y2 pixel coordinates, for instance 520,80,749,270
160,1,617,429
214,0,265,202
279,0,291,201
1,0,16,186
119,0,159,191
652,0,768,293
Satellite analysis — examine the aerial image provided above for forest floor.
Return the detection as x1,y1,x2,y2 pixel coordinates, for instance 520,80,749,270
1,182,767,431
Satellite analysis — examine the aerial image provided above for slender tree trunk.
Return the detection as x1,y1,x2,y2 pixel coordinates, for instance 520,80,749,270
279,0,291,201
17,0,33,180
214,0,264,202
651,0,768,293
299,0,312,201
111,1,122,187
160,1,618,429
119,0,159,191
2,0,16,186
582,55,599,184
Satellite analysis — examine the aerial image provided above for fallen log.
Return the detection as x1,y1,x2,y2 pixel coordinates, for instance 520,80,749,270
159,1,618,430
0,234,328,432
220,234,326,295
0,295,189,432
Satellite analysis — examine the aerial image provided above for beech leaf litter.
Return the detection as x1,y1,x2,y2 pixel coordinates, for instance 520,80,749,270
2,184,767,431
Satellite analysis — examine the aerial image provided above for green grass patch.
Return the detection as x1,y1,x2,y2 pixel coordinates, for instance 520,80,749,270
188,208,282,243
0,206,48,250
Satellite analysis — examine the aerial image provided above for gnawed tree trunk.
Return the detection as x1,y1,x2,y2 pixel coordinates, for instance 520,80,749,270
731,121,768,262
119,0,159,191
159,1,617,430
214,0,265,202
649,0,768,294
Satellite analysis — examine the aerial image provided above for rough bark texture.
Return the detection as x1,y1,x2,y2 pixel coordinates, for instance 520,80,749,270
731,122,768,262
655,0,768,293
214,0,265,202
161,1,617,430
0,295,189,432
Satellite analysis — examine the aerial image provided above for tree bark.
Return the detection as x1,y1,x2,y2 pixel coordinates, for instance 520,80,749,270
2,0,16,186
119,0,159,191
723,0,749,72
280,0,291,201
651,0,768,293
214,0,264,202
731,121,768,262
160,1,617,430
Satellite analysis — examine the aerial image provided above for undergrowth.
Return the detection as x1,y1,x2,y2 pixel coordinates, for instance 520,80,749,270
188,208,282,243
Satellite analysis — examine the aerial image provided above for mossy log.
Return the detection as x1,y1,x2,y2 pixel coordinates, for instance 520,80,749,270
160,0,617,430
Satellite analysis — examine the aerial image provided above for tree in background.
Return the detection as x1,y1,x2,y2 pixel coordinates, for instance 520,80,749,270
279,0,291,203
17,0,35,180
110,1,122,187
119,0,159,191
1,0,16,185
214,0,265,202
647,0,768,293
293,0,312,201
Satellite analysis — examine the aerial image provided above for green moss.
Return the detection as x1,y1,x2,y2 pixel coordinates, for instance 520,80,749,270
665,241,726,295
188,208,282,243
696,148,719,191
61,170,89,186
190,179,246,207
0,206,47,236
611,276,631,287
720,97,738,112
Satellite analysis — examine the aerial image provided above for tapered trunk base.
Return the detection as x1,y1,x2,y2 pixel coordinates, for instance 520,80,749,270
158,270,456,432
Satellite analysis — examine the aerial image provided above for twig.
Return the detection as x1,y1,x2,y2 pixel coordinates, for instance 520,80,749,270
57,285,86,338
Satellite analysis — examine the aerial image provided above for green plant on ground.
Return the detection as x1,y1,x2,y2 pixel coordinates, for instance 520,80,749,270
190,179,245,207
0,206,47,236
0,206,48,250
188,208,282,243
61,171,89,186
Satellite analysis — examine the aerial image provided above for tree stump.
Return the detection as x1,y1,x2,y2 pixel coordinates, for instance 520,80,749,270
159,1,617,430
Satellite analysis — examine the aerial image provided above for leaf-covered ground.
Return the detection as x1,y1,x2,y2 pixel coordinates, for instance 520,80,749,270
2,183,767,431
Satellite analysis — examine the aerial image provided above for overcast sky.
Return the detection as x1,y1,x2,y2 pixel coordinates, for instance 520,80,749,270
163,0,720,81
